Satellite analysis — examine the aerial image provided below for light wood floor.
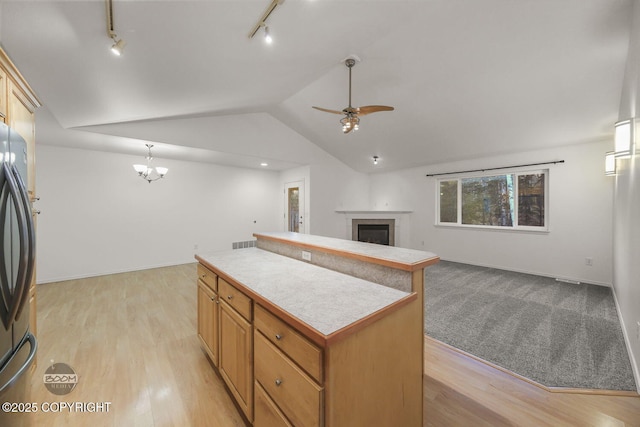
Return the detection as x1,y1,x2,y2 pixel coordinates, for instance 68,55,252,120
9,264,640,426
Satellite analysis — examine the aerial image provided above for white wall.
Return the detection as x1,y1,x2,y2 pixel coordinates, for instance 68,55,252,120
35,145,281,283
614,0,640,392
309,160,370,239
276,154,370,240
368,140,614,286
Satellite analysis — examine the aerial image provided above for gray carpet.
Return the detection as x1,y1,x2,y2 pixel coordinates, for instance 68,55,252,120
424,261,637,391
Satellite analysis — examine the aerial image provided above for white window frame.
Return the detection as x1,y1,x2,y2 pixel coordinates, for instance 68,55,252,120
435,169,549,232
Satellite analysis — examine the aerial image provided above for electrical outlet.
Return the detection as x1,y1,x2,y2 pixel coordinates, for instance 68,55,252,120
585,257,593,266
302,251,311,262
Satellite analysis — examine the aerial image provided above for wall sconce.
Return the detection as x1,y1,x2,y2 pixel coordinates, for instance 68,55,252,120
605,151,616,176
614,118,634,158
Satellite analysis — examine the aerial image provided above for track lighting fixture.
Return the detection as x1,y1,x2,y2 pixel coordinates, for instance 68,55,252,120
264,26,272,44
106,0,125,56
248,0,285,41
373,156,379,165
110,38,125,56
260,22,273,44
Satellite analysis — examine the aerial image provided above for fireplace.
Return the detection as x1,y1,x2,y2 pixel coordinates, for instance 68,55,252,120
352,219,395,246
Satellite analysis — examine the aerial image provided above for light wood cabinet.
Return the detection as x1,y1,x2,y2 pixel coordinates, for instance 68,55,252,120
197,270,254,422
254,330,322,427
219,296,253,421
219,278,252,321
197,271,219,366
0,67,7,123
0,48,40,340
254,382,293,427
197,232,438,426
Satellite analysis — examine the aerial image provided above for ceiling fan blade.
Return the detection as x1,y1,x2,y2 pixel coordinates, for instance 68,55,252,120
312,106,345,115
356,105,395,116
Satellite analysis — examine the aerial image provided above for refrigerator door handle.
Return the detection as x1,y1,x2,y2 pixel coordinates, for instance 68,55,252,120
0,332,37,395
0,161,29,330
12,164,35,321
0,161,9,330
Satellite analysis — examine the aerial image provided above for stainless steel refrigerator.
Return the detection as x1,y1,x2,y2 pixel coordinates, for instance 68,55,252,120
0,122,37,412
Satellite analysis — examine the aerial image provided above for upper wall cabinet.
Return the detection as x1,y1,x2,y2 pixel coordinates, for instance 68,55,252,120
0,67,7,122
0,48,41,196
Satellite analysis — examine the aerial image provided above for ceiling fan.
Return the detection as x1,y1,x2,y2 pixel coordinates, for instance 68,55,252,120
312,56,394,134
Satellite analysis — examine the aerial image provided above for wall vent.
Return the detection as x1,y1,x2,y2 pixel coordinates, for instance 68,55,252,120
232,240,257,249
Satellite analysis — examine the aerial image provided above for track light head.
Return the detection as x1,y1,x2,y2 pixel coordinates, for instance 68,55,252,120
110,37,125,56
264,26,272,44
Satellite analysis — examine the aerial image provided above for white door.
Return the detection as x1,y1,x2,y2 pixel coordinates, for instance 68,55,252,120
284,181,305,233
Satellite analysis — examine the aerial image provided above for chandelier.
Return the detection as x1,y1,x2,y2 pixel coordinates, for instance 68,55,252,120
133,144,168,183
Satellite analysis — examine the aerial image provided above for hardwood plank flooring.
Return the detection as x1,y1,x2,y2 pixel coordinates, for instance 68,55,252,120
424,337,640,426
7,264,639,426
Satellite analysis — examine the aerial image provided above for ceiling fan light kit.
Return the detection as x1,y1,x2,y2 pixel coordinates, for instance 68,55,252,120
313,56,394,134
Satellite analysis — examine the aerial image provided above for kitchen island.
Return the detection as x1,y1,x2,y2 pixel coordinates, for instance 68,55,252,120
196,232,438,427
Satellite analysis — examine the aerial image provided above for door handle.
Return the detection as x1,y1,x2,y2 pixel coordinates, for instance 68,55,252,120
0,162,29,329
13,164,35,321
0,333,37,395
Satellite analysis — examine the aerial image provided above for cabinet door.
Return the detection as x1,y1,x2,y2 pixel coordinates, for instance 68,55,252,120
0,67,7,122
255,381,293,427
8,80,36,197
197,280,218,366
219,301,253,421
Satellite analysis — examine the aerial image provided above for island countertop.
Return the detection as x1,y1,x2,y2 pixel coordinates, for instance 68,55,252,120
196,247,415,345
254,231,439,272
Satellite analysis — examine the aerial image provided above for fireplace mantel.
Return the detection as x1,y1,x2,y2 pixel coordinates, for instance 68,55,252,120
335,209,413,214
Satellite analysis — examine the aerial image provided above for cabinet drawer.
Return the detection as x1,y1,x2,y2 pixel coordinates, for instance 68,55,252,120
219,278,252,321
197,263,217,291
255,305,323,383
254,331,322,427
254,381,293,427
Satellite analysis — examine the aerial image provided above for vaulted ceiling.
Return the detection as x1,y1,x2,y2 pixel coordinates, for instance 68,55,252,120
0,0,632,173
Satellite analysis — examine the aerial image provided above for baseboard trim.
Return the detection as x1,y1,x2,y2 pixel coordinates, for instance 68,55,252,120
438,258,612,288
36,261,197,285
425,335,639,397
610,284,640,394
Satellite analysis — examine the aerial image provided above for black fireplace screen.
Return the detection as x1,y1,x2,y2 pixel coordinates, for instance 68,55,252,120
357,224,390,245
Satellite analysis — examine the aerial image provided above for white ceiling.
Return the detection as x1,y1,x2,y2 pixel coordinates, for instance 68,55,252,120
0,0,632,173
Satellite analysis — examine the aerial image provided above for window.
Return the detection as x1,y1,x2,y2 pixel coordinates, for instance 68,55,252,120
437,170,547,231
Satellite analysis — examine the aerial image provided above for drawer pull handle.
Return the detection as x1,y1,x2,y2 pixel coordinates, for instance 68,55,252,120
275,334,282,340
227,295,233,300
275,379,282,386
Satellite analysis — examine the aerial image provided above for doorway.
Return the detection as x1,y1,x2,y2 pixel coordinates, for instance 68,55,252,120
284,181,305,233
